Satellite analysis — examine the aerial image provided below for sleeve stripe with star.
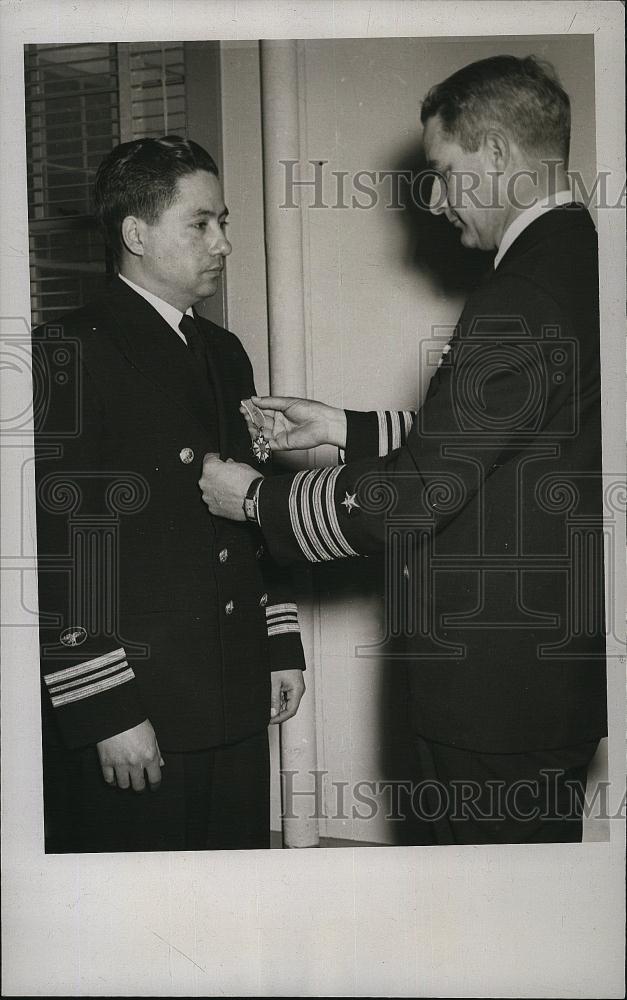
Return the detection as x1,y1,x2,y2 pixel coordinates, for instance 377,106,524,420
288,468,358,562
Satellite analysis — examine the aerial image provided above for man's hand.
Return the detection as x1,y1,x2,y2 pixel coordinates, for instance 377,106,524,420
270,669,306,725
199,454,260,520
97,718,164,792
240,396,347,452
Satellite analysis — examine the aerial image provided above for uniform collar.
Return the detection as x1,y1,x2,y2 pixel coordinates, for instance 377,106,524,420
118,273,193,341
99,276,218,438
494,189,575,270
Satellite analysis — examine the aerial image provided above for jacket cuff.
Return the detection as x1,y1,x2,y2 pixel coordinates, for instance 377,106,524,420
344,410,381,460
266,602,305,671
345,409,415,460
257,472,308,565
42,646,147,748
268,629,306,673
258,468,360,566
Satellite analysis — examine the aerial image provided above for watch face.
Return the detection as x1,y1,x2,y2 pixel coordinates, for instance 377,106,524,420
243,478,262,520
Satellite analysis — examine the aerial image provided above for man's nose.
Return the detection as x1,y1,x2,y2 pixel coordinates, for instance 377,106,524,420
211,233,232,257
429,174,448,216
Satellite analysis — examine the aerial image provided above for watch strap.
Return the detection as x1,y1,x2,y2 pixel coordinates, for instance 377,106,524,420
243,476,264,523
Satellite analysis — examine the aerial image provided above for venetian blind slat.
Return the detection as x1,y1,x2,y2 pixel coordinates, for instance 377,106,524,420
25,41,188,327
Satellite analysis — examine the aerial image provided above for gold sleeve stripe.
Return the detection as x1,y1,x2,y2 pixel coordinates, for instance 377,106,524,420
288,471,320,562
43,646,127,685
48,659,131,694
312,468,349,559
266,603,298,616
390,410,401,450
374,410,416,455
324,467,359,558
377,411,388,457
50,668,135,708
267,623,301,636
288,467,359,562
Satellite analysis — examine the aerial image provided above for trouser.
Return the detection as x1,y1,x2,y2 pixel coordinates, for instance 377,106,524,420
43,728,270,853
396,735,600,846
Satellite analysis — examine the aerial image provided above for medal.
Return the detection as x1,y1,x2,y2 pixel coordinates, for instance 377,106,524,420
242,400,272,464
252,430,271,463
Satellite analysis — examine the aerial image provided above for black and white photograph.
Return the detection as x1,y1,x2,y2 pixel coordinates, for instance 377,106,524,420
1,1,625,996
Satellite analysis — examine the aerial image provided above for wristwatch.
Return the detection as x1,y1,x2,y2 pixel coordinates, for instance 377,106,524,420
243,476,264,523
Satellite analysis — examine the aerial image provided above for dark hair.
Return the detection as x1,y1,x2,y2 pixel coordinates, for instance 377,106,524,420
93,135,219,265
420,55,571,162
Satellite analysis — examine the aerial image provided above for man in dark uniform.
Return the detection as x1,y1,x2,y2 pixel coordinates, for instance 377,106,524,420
200,56,607,844
34,136,306,852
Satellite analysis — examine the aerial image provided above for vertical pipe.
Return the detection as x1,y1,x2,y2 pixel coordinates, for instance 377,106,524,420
260,39,320,848
260,40,308,396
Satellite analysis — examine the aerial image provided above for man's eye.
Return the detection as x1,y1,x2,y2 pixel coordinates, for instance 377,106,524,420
193,221,207,230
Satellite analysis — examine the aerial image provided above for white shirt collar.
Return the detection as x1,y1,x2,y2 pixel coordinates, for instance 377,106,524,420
494,189,575,270
118,273,193,343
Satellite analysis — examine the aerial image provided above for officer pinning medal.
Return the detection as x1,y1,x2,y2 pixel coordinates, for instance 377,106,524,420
199,54,607,847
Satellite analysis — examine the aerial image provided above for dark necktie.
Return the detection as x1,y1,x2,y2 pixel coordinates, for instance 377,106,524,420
179,312,206,363
178,312,219,436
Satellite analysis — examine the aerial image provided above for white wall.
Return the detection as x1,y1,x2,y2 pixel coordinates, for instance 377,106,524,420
220,35,598,843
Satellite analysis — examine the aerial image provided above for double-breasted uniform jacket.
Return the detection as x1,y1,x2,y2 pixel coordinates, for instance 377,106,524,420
34,276,305,752
258,204,607,754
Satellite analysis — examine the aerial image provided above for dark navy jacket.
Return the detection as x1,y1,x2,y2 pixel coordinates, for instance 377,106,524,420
34,276,305,751
258,205,607,753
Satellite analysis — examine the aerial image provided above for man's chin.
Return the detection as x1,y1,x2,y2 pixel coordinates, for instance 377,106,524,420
458,228,476,249
197,275,220,298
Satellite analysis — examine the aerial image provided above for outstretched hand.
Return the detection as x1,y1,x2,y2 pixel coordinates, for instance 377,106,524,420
240,396,347,453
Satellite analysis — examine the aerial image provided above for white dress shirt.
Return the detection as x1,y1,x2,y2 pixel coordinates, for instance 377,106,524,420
494,188,576,269
118,273,193,344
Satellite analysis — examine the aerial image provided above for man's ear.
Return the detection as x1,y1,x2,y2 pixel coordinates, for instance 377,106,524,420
483,128,511,170
120,215,146,257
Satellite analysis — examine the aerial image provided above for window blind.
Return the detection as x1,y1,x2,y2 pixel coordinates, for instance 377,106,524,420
25,42,188,326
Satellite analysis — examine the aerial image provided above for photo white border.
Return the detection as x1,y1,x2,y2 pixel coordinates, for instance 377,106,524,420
1,2,625,996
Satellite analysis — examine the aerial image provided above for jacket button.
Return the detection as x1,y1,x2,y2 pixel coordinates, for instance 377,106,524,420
225,600,235,615
218,548,229,563
259,593,268,607
179,447,194,464
256,545,264,559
